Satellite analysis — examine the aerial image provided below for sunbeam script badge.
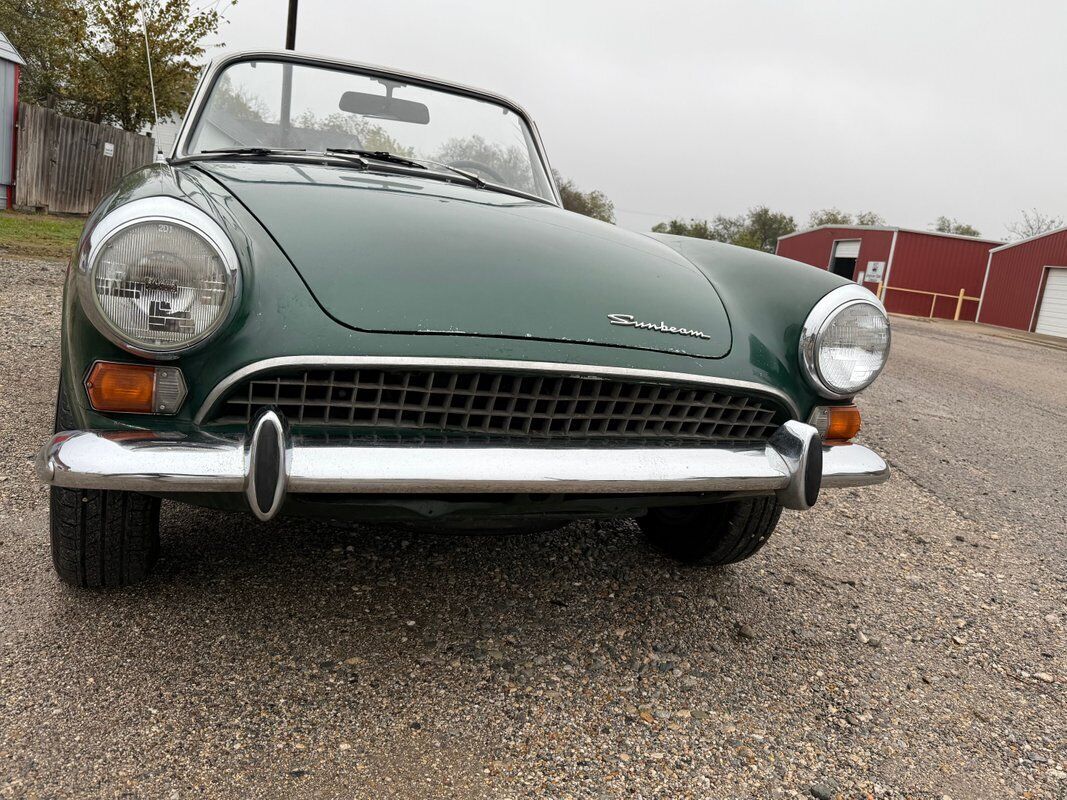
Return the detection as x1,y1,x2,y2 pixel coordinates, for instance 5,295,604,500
607,313,711,340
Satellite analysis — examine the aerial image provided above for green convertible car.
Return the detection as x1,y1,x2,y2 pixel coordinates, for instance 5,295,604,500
37,50,891,588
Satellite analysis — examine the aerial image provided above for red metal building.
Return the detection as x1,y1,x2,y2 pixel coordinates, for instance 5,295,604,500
976,227,1067,338
776,225,1002,321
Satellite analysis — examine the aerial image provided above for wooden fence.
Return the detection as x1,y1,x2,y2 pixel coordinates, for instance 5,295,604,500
876,283,980,321
14,103,155,214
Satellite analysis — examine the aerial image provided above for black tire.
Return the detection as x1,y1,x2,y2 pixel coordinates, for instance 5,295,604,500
49,378,160,588
638,497,782,566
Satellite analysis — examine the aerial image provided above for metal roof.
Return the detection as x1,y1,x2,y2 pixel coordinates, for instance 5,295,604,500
988,225,1067,253
0,32,25,66
777,224,1003,246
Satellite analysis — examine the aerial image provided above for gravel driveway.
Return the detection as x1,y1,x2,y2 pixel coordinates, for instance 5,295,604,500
1,257,1063,799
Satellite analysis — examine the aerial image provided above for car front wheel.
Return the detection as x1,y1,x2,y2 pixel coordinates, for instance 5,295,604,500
49,378,161,588
638,496,782,566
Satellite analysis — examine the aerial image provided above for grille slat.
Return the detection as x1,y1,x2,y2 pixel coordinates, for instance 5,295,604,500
210,367,783,444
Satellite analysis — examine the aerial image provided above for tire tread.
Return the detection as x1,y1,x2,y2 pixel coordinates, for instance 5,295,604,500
48,378,160,588
639,496,782,566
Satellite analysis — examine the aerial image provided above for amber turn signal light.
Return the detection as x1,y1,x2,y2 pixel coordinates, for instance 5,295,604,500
84,361,187,415
808,404,861,444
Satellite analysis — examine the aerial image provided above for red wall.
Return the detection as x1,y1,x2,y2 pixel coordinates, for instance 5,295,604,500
883,232,998,322
978,229,1067,331
777,228,998,322
776,228,894,295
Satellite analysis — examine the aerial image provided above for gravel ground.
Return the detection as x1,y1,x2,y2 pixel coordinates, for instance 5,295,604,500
0,257,1063,799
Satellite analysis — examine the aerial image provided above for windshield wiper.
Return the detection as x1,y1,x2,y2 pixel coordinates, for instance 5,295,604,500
327,148,487,188
325,148,426,169
422,160,487,189
202,147,307,156
192,147,368,169
191,147,511,196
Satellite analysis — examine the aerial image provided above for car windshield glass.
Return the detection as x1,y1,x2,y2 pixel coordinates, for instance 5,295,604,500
185,58,555,201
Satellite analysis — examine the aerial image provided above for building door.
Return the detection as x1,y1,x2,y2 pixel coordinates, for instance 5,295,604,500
830,240,861,279
1034,268,1067,338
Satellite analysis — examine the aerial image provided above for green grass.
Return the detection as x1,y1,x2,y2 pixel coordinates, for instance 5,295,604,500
0,210,85,259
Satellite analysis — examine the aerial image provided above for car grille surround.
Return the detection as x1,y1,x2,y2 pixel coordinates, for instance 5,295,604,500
207,365,785,444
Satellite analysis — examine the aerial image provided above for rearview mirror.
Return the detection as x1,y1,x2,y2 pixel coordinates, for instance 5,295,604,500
339,90,430,124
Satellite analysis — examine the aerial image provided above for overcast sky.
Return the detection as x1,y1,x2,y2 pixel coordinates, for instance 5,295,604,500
205,0,1066,239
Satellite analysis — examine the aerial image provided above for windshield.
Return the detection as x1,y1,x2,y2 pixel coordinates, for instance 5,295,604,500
185,58,556,202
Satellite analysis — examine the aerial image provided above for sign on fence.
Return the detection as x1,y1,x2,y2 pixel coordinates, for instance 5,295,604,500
14,103,155,214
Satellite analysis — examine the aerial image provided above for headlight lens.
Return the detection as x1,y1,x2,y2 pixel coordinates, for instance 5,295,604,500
78,198,240,357
800,287,890,398
816,302,890,393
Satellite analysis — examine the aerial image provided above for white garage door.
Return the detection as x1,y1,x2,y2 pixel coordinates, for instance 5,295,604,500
1035,268,1067,338
832,240,861,259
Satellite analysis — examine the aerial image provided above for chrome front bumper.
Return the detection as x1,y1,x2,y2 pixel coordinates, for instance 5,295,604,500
36,417,889,521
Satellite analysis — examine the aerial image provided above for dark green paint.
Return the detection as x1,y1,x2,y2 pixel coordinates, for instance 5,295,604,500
198,162,732,358
60,162,851,454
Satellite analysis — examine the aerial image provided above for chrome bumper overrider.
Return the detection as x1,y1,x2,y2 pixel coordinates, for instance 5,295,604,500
36,417,889,521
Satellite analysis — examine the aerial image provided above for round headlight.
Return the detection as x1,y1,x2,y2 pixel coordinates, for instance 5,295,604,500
78,198,240,357
800,286,890,398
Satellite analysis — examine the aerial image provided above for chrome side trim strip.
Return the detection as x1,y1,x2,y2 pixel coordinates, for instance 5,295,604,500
193,356,801,424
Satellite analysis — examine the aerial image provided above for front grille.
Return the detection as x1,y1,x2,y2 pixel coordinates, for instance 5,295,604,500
207,366,784,444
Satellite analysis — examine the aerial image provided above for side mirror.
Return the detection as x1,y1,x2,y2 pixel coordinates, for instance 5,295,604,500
339,90,430,124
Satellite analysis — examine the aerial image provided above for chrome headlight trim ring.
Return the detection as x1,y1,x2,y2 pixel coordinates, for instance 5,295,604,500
75,196,242,360
799,284,891,400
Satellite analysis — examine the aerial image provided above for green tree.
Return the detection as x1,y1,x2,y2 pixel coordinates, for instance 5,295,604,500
1,0,230,130
807,208,886,227
0,0,86,109
652,206,795,253
808,208,853,227
651,218,721,239
933,216,981,237
855,211,886,226
553,171,615,223
746,205,796,252
74,0,228,130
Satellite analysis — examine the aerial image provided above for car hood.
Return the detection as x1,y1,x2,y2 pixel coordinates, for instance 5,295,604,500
197,162,732,358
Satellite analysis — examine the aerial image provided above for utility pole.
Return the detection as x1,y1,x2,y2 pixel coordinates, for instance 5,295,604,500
285,0,298,49
281,0,298,145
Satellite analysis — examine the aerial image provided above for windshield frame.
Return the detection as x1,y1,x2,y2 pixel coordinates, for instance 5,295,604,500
173,50,562,206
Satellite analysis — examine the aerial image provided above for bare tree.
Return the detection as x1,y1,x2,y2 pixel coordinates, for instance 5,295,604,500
1006,209,1063,241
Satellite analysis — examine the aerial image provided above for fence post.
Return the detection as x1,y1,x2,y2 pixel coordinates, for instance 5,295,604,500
956,288,973,320
876,281,884,300
929,294,937,318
